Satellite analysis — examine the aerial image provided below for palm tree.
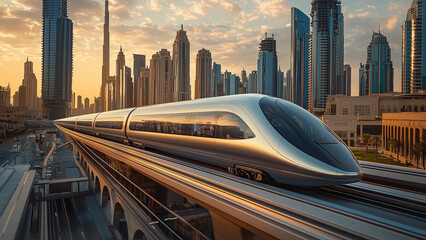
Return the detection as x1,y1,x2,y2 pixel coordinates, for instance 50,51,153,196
413,143,422,169
389,138,402,164
362,134,371,157
370,136,381,160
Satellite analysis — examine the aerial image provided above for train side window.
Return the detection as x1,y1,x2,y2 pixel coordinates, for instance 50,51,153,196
77,121,92,127
95,121,123,129
166,114,188,135
189,113,217,138
216,113,255,139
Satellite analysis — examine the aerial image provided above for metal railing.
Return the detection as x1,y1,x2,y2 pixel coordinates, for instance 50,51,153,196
74,139,210,240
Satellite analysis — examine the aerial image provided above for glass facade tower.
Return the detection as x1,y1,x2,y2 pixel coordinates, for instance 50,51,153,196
359,63,367,96
42,0,73,119
290,7,310,109
195,48,212,99
364,31,394,95
133,54,146,106
402,0,426,94
211,62,221,97
257,33,278,97
309,0,344,113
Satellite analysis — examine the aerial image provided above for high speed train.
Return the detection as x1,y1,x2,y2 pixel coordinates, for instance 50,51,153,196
55,94,363,186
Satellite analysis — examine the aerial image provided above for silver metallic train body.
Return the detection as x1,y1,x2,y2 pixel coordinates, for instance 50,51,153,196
55,94,362,186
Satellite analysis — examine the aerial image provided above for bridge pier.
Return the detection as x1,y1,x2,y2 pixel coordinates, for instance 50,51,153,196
210,212,250,240
76,145,160,240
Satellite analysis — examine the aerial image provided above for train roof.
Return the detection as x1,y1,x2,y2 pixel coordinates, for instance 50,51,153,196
57,94,273,121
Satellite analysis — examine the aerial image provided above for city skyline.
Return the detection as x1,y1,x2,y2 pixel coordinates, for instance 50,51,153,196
0,0,412,99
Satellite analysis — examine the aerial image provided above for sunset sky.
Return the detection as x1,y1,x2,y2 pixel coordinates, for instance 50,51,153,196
0,0,412,101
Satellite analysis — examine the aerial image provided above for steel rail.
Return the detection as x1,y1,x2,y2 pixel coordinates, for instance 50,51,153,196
331,182,426,216
58,126,426,239
360,161,426,192
73,139,188,240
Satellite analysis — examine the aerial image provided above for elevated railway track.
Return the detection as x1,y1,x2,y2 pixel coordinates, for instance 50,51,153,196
58,126,426,239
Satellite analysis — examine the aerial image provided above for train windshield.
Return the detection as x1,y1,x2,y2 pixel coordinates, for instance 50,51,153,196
277,100,339,144
260,97,359,171
260,97,339,144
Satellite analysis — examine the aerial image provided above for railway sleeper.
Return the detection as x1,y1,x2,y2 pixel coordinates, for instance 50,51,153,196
228,165,269,183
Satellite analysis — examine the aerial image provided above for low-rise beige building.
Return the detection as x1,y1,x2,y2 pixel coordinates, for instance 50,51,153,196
382,112,426,167
322,115,381,147
326,93,426,119
323,93,425,147
322,115,357,146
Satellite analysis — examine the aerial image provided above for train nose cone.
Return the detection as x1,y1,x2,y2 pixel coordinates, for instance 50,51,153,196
338,169,363,182
319,143,362,173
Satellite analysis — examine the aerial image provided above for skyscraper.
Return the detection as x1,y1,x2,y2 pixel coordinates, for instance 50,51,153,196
42,0,73,119
363,31,394,95
72,92,75,109
125,66,133,108
257,33,278,97
290,7,310,108
77,95,82,110
229,74,240,95
114,46,132,109
0,85,11,107
135,66,149,106
13,91,19,107
19,86,26,108
343,64,351,96
402,1,426,93
223,70,232,96
195,48,212,99
309,0,344,113
105,76,115,111
133,54,146,106
22,58,38,110
277,66,284,99
173,25,191,101
100,0,110,112
84,97,90,110
150,49,173,105
359,63,367,96
241,68,248,94
284,69,291,100
212,62,221,97
248,70,257,93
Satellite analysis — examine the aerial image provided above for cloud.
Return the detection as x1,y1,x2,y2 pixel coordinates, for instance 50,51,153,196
348,11,370,19
386,15,398,30
109,0,138,21
253,0,290,21
170,0,244,21
388,2,404,11
147,0,162,11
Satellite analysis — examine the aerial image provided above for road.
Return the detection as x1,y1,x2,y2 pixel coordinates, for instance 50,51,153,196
53,196,114,240
0,134,29,167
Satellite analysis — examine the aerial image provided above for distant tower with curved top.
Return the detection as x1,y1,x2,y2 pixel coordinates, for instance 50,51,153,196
362,30,394,95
